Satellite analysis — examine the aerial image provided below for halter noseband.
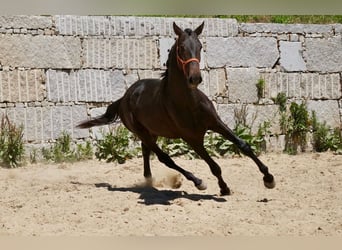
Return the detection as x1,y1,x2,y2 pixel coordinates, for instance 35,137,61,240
176,40,200,75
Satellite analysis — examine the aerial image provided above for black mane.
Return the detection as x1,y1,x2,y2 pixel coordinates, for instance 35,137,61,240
160,43,176,81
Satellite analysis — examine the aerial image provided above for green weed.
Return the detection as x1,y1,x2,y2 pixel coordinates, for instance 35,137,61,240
273,92,287,113
158,137,197,159
29,148,38,164
285,102,310,154
42,131,93,163
311,111,342,152
274,93,310,154
76,141,94,160
95,125,137,164
0,115,25,168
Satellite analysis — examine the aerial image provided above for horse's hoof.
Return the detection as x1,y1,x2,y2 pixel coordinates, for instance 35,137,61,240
195,180,207,190
263,175,276,189
220,188,231,196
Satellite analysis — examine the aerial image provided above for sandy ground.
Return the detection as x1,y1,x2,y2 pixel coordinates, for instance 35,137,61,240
0,152,341,236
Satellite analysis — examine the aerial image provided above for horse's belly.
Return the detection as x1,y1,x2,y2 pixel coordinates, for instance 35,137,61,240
138,113,179,138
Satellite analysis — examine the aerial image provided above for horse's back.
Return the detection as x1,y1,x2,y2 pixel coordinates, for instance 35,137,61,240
123,78,163,110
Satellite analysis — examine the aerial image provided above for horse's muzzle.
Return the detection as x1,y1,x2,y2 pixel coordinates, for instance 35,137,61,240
188,62,202,87
189,74,203,86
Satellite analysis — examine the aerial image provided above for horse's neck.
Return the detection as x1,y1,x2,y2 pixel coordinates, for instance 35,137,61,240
162,49,200,108
165,70,200,110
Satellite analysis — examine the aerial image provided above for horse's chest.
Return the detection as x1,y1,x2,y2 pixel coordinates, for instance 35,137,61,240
171,107,207,131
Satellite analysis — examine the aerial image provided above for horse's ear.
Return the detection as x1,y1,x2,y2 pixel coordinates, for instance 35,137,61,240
173,22,183,36
194,21,204,36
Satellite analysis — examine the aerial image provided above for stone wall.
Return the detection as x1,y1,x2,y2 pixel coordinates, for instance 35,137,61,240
0,16,341,151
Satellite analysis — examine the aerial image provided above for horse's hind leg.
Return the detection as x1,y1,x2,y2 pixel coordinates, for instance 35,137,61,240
139,135,206,190
213,120,275,189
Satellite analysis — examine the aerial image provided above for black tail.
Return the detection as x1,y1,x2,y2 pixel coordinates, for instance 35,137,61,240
77,98,122,129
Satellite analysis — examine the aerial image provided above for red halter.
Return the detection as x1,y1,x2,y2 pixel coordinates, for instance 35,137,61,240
176,41,200,75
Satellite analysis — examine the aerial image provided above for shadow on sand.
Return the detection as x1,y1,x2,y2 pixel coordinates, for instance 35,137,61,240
94,182,227,205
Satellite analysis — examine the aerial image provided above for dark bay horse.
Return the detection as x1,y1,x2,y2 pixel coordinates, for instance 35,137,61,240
77,21,275,195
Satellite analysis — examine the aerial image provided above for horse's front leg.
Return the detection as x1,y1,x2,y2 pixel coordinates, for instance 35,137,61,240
187,140,231,195
141,142,153,186
212,120,276,189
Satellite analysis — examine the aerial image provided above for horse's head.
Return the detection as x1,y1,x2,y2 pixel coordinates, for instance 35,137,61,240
173,21,204,89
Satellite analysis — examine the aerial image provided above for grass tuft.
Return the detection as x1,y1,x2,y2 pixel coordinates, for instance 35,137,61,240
0,115,25,168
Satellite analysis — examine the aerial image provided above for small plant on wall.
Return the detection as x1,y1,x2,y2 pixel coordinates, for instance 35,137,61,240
256,78,265,101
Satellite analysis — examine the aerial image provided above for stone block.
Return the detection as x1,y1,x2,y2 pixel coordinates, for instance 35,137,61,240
198,69,226,99
240,23,333,35
307,100,340,128
89,107,110,139
124,70,139,88
334,24,342,34
208,69,227,98
266,135,285,153
197,70,209,96
289,34,299,42
0,105,88,142
246,105,281,134
169,17,238,37
159,38,175,68
46,69,126,102
111,16,168,37
54,15,111,36
300,73,341,99
226,68,259,103
305,36,342,72
0,35,81,68
137,70,164,80
216,103,280,134
0,15,53,29
0,70,45,102
55,16,237,37
83,38,159,69
206,37,279,68
216,103,236,129
279,41,306,71
260,72,341,100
